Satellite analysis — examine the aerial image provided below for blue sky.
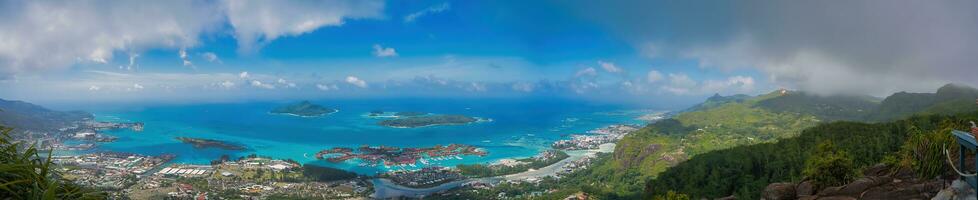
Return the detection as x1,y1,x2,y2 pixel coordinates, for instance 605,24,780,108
1,1,975,108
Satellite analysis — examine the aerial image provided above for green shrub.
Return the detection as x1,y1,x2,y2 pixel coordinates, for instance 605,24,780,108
803,141,856,188
896,120,958,179
0,126,103,199
652,191,690,200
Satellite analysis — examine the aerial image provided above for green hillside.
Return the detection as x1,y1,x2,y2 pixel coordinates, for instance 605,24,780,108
586,83,978,198
869,83,978,121
0,99,92,133
585,91,829,197
754,92,879,121
643,111,977,199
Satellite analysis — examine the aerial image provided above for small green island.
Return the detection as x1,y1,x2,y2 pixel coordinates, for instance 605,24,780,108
394,111,428,117
176,137,247,151
270,101,338,117
378,114,478,128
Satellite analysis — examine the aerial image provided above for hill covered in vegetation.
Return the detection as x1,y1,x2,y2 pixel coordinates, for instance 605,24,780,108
870,83,978,121
270,101,337,117
644,111,977,199
0,98,92,132
579,83,978,198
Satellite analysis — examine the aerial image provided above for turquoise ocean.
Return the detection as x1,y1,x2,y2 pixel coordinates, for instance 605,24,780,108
86,98,649,175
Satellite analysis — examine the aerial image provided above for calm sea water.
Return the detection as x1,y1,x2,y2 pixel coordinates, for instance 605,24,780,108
88,98,649,174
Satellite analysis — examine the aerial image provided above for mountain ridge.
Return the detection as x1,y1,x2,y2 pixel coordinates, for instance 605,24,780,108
583,83,978,197
0,98,92,132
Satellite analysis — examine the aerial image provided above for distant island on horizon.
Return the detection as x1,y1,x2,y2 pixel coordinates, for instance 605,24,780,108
270,101,338,117
378,114,480,128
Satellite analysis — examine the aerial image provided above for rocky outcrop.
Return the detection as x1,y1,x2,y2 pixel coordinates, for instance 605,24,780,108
764,177,941,200
616,143,661,167
762,164,950,200
762,183,797,200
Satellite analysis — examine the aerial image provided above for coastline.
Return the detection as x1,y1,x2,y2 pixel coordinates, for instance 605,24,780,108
503,143,614,181
369,143,617,198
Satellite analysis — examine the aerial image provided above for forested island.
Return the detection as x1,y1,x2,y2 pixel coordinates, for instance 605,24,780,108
270,101,337,117
176,137,247,150
378,114,478,128
394,111,428,117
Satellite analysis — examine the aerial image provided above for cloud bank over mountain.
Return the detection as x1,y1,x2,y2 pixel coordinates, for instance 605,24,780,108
571,0,978,96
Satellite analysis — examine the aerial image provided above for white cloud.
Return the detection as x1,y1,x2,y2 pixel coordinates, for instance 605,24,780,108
201,52,221,63
0,1,225,77
657,73,758,95
219,80,235,89
570,80,599,94
277,78,296,88
659,73,697,95
646,70,663,83
316,83,339,91
598,60,622,73
224,0,385,53
250,80,275,89
131,83,144,91
468,82,487,92
126,53,139,71
239,71,249,79
511,82,534,92
88,85,100,91
0,1,385,77
668,73,697,88
581,1,978,96
345,76,368,88
575,67,598,77
372,44,398,57
404,2,451,23
179,48,193,67
702,76,755,93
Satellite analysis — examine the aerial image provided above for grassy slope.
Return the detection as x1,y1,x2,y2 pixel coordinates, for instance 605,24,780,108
587,92,825,197
632,84,978,198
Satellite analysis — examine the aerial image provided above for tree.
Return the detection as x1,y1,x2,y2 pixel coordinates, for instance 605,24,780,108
803,141,856,188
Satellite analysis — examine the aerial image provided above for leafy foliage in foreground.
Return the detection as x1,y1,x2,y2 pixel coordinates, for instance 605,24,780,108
892,120,960,179
0,125,103,199
643,112,977,199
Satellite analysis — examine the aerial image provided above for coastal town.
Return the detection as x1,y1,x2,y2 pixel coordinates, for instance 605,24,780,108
551,124,640,150
27,121,644,199
314,143,487,168
17,120,143,152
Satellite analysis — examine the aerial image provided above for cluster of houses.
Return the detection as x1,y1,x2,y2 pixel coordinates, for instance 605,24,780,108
156,165,212,177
